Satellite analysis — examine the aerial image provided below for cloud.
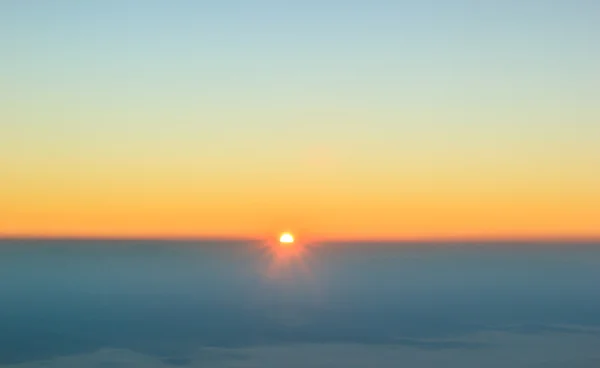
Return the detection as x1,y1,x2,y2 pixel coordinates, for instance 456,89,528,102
3,329,600,368
390,337,487,350
531,358,600,368
1,349,167,368
494,324,600,336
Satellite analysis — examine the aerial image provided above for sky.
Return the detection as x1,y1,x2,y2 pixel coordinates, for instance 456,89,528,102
1,1,599,239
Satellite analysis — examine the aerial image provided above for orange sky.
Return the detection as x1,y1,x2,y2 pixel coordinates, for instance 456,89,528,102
2,2,599,240
3,156,599,240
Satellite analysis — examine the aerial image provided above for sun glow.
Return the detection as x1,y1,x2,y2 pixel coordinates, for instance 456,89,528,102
279,232,294,244
258,232,312,281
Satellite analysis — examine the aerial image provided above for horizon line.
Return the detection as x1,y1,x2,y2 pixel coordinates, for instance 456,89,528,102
1,234,599,244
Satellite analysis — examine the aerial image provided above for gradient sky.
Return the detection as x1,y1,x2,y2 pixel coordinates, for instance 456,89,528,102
1,1,599,239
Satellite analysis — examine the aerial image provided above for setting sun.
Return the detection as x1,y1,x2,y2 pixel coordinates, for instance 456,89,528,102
279,232,294,244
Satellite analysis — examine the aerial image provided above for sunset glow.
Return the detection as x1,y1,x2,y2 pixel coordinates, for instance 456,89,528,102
279,233,294,244
0,2,599,241
259,235,310,281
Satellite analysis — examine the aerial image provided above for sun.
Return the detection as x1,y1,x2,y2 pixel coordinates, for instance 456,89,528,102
279,232,294,244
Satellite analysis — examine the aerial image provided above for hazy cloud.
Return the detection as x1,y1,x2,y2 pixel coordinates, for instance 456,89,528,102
3,330,600,368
